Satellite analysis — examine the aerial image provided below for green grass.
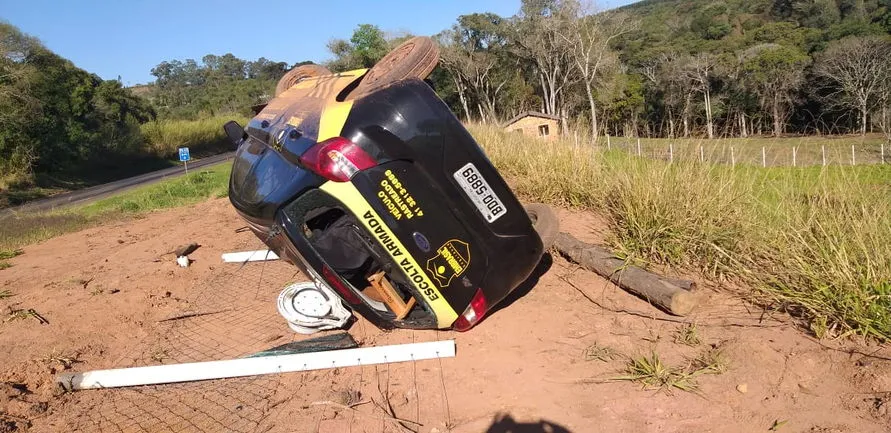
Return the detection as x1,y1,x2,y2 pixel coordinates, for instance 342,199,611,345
0,163,231,251
613,346,729,394
614,352,700,393
2,116,243,210
141,115,248,159
472,124,891,340
0,249,23,270
674,323,702,346
597,133,889,167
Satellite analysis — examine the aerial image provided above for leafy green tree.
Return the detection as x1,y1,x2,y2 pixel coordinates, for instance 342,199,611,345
741,44,810,136
326,24,390,71
1,22,155,178
350,24,388,67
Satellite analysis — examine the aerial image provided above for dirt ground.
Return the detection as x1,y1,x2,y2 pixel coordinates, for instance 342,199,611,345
2,198,890,433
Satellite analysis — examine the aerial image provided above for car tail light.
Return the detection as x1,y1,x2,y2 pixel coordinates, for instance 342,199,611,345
452,288,489,332
299,137,376,182
321,265,362,305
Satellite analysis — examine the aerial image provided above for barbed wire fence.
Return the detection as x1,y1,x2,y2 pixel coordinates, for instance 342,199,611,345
590,134,889,167
68,235,453,433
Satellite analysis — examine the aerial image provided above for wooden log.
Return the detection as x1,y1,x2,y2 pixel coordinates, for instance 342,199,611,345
555,232,698,316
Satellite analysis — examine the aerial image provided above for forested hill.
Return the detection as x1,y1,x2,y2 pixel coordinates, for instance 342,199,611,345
616,0,891,62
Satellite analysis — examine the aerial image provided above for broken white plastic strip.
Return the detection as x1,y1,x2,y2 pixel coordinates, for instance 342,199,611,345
221,249,279,263
56,340,455,391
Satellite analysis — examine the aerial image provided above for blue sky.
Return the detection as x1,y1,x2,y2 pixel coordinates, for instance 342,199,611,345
1,0,636,86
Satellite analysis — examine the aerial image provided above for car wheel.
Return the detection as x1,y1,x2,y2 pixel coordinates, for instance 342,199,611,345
346,36,440,101
524,203,559,250
275,64,332,96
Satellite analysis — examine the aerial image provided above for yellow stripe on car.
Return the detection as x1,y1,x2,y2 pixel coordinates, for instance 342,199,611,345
318,100,354,141
321,181,459,328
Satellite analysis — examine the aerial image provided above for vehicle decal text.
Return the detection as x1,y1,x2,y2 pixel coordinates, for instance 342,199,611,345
321,181,457,327
377,169,424,220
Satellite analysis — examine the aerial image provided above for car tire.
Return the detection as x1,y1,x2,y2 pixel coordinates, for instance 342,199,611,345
346,36,440,101
275,64,332,96
525,203,559,250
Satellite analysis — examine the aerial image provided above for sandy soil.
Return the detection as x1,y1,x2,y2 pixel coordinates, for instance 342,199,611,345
1,198,890,433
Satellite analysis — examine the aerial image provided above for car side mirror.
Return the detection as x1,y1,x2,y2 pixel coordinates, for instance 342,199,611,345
224,121,246,147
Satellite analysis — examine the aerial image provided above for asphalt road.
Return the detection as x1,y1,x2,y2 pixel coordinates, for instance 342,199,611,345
2,152,234,216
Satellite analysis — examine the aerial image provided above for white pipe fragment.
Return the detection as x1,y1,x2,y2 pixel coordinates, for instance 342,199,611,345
221,250,279,263
56,340,455,391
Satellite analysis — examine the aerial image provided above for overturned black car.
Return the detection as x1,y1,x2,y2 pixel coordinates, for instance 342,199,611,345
224,37,557,333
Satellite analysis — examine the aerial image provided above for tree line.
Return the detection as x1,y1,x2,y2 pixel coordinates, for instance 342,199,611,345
1,22,154,179
3,0,891,184
422,0,891,140
146,54,313,119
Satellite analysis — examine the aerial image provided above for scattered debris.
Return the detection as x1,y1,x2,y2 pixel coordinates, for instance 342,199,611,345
692,344,730,375
770,419,789,431
221,250,280,263
5,308,48,325
583,343,620,362
675,323,702,346
172,243,200,257
737,383,748,393
276,281,351,334
0,290,12,300
176,256,190,267
246,333,358,358
42,351,82,371
56,340,456,391
158,309,231,323
555,232,698,316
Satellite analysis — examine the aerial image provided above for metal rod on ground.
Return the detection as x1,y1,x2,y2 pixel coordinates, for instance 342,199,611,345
822,145,826,166
221,250,280,263
56,340,456,391
762,146,766,167
184,160,188,175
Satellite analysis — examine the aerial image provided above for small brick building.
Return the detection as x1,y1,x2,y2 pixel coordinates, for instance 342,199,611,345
502,112,561,141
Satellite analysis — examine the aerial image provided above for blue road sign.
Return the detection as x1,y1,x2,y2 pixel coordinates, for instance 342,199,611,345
178,147,191,162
